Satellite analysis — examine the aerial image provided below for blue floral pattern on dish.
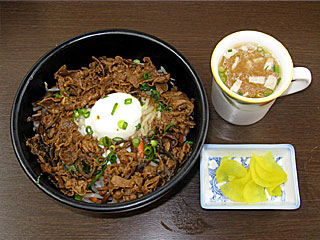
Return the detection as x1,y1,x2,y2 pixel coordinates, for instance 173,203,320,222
208,155,286,203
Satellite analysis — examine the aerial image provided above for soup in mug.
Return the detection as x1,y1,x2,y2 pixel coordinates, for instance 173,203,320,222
218,43,281,98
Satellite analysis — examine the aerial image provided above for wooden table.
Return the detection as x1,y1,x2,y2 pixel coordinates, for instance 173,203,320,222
1,1,319,239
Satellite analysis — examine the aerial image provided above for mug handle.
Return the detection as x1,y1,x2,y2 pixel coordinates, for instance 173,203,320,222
281,67,312,96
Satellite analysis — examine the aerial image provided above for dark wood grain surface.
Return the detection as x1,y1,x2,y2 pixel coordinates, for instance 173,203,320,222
1,1,320,239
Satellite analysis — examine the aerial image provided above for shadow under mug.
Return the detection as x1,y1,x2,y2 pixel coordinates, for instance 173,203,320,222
211,31,312,125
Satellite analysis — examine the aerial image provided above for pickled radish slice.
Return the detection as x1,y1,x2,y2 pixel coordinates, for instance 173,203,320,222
243,180,267,204
216,157,247,183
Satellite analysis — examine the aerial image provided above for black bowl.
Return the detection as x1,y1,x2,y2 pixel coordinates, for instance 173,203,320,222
10,29,209,212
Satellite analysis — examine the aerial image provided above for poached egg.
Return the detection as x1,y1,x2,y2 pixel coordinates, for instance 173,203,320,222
84,93,142,140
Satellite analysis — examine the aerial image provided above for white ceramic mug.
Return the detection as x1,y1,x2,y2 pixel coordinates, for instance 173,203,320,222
211,30,312,125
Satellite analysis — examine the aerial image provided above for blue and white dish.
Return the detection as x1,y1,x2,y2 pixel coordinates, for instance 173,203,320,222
200,144,300,210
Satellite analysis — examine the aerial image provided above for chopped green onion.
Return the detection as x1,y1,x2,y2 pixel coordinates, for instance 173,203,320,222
139,83,155,91
219,72,226,77
237,55,240,57
263,88,273,97
135,123,141,130
55,94,62,98
164,105,173,112
272,65,276,72
218,66,225,72
151,90,161,102
132,138,141,148
228,49,232,52
102,95,108,98
73,109,80,119
83,111,90,118
107,152,117,164
144,146,152,156
109,145,116,152
62,90,70,96
275,65,281,75
99,136,111,147
151,140,157,147
86,126,93,135
185,141,194,146
117,120,128,130
277,77,281,86
67,164,77,172
81,164,91,174
133,59,140,64
164,124,175,134
238,92,243,96
156,102,165,112
111,103,119,115
88,164,108,188
74,194,83,201
147,129,155,141
257,46,264,52
36,175,41,184
143,72,150,80
265,66,269,71
145,151,155,161
124,98,132,105
112,137,123,143
95,156,107,166
78,108,83,115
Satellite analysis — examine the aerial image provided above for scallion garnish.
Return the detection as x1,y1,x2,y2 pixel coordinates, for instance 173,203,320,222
138,83,155,91
99,136,111,147
144,146,152,156
88,164,108,188
67,164,77,172
135,123,141,130
228,49,232,52
55,94,62,98
218,66,225,72
133,59,140,64
95,156,107,166
83,111,90,118
62,89,70,96
185,141,194,146
151,90,161,102
117,120,128,130
36,175,41,184
85,126,93,135
111,103,119,115
132,137,141,148
277,77,281,86
143,72,150,80
73,109,80,119
109,145,116,152
257,46,264,52
102,95,108,98
107,152,117,164
164,123,175,134
124,98,132,105
265,66,269,71
74,194,83,201
112,137,124,143
151,140,157,147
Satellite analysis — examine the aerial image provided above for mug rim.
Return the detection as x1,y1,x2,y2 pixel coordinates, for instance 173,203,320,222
211,30,294,104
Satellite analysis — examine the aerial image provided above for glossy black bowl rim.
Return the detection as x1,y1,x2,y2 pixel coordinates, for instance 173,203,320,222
10,29,209,212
